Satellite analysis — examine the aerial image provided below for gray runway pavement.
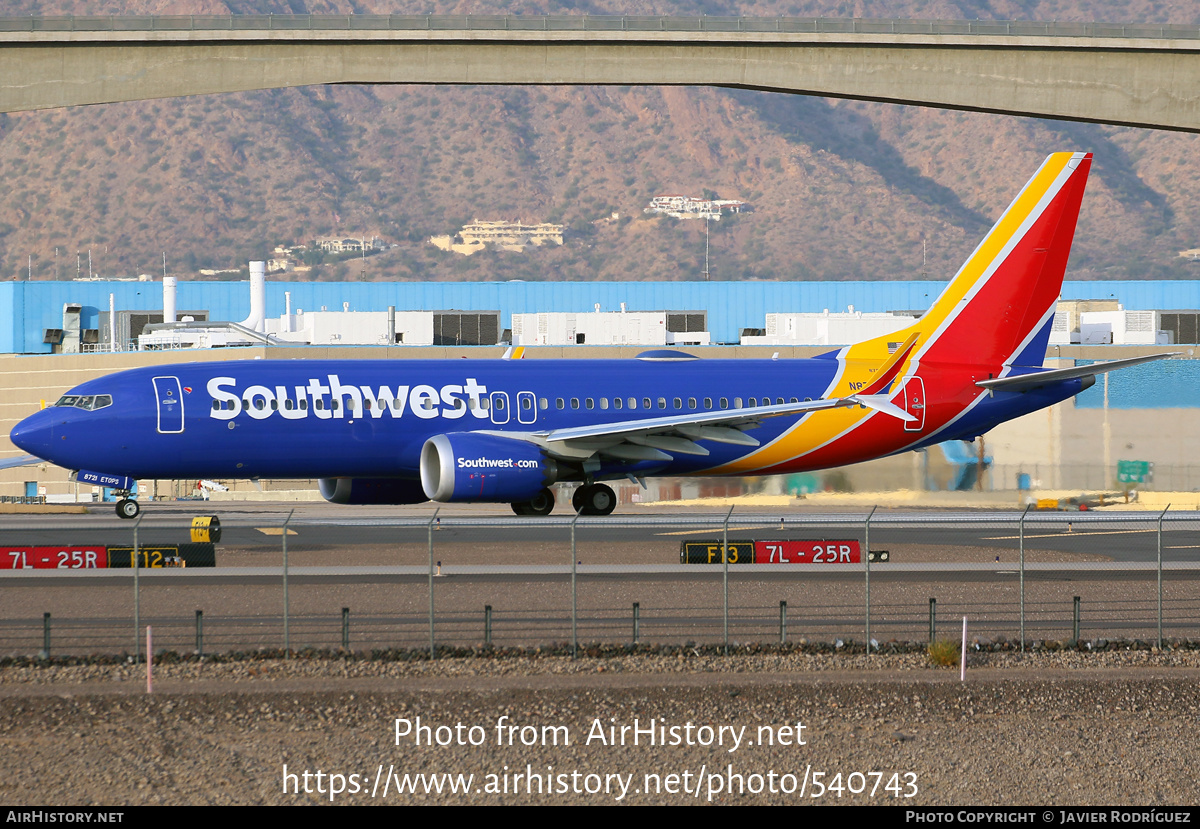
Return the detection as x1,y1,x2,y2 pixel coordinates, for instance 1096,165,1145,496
3,504,1199,562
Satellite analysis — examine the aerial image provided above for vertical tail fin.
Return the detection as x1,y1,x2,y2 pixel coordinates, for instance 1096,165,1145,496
862,152,1092,372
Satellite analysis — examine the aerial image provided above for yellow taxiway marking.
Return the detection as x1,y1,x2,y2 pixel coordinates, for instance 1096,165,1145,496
256,527,298,536
1166,545,1200,549
656,525,786,537
982,529,1156,540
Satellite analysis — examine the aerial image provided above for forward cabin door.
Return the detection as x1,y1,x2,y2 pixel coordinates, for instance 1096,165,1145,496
153,376,185,434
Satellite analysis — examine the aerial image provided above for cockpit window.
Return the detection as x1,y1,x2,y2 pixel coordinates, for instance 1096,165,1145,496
54,394,112,411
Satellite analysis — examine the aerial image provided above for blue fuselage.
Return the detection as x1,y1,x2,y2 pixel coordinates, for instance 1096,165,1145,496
10,356,1084,484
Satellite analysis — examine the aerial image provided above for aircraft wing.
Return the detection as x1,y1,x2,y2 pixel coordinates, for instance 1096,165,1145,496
977,353,1178,393
0,454,43,470
525,333,921,461
521,392,914,462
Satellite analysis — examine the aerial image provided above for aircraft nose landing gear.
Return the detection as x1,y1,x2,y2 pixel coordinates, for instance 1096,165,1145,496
115,498,140,519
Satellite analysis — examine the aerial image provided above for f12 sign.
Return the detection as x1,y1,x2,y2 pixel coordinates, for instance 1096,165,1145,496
755,540,861,564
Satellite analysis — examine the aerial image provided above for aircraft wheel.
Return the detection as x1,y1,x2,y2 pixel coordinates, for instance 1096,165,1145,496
511,502,532,516
572,486,588,513
116,499,140,520
578,484,617,516
526,488,555,517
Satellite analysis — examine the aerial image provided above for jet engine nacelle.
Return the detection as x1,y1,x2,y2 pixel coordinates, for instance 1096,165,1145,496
420,433,558,503
319,477,429,505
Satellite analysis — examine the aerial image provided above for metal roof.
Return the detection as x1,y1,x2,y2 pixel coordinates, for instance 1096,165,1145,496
5,278,1200,354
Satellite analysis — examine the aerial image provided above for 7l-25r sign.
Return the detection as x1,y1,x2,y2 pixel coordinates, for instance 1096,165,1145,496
679,539,861,564
757,540,861,564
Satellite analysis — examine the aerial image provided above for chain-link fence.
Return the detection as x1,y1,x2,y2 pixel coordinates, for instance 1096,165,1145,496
3,506,1199,659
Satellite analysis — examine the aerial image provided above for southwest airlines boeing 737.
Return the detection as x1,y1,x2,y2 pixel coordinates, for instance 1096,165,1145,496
3,153,1174,518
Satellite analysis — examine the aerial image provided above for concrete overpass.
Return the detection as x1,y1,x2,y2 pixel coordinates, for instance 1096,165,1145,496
3,14,1200,131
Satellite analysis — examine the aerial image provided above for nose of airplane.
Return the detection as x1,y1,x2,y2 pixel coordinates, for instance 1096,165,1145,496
10,409,55,459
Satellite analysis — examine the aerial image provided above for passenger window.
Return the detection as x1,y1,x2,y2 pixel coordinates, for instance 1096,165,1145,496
270,400,278,411
657,398,666,409
423,399,434,411
642,398,651,410
585,398,594,409
521,398,531,410
556,398,565,409
495,398,505,410
599,398,609,410
628,397,636,409
734,398,743,408
790,397,799,403
540,398,549,410
364,400,372,410
704,397,713,409
688,397,696,409
571,398,580,409
673,397,681,409
481,398,490,410
333,400,341,411
719,397,729,409
301,399,309,410
749,397,757,407
212,401,220,411
256,399,267,411
614,398,623,410
777,397,785,405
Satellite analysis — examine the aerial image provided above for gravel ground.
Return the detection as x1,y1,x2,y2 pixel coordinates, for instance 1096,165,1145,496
2,649,1200,806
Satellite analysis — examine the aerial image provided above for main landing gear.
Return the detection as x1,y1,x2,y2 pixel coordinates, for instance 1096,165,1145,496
572,483,617,516
511,487,556,517
509,483,618,517
115,498,140,519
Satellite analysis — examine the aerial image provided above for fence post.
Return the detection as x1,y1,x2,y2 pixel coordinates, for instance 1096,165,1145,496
1073,596,1081,643
195,610,203,656
1019,504,1030,652
282,508,294,657
427,509,439,660
864,505,876,650
632,602,640,645
484,605,492,647
42,612,50,658
723,505,734,654
342,607,350,651
1158,504,1169,649
571,510,580,659
929,598,936,645
133,514,142,663
779,600,787,644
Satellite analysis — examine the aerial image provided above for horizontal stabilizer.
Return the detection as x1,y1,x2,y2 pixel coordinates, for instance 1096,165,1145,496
846,393,918,422
976,353,1179,392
